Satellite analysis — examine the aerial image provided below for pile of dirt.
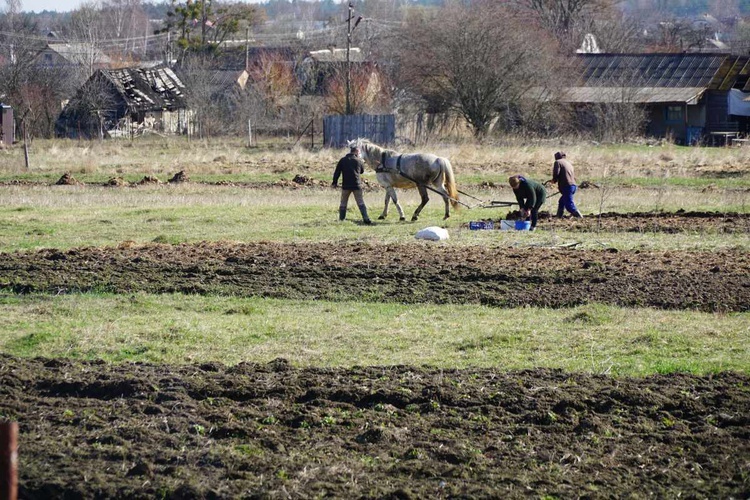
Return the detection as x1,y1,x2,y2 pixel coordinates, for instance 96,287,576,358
168,170,189,183
136,175,161,185
104,176,128,187
1,354,747,499
55,173,83,186
1,241,747,311
292,174,322,186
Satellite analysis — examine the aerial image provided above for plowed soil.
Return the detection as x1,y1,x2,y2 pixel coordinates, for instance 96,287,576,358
473,210,750,234
1,217,749,498
2,355,749,499
1,241,748,311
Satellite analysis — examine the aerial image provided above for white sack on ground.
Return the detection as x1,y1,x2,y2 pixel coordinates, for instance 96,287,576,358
415,226,449,241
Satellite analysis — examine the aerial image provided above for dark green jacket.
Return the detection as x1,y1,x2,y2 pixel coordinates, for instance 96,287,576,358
513,177,547,210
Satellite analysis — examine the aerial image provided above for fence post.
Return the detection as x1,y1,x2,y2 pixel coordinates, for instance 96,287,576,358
0,422,18,500
311,115,315,149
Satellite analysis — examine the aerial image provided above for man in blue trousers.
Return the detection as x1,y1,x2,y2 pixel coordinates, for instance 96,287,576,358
549,151,583,218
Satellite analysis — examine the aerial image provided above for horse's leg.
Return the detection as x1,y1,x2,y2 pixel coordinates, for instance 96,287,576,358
411,186,429,221
435,183,451,220
379,190,390,220
390,189,406,221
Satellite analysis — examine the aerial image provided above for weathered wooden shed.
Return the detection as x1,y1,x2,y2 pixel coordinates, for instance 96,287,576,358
56,66,191,139
556,53,750,144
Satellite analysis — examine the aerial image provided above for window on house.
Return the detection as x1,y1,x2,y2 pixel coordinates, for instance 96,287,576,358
666,105,683,123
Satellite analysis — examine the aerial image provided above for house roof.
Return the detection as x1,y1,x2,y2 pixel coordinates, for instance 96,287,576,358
306,48,364,63
173,68,249,93
561,86,706,105
575,54,727,88
43,42,111,65
554,53,750,104
100,66,187,112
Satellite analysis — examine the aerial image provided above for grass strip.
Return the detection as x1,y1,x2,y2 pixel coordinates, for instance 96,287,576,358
0,187,747,253
0,293,746,376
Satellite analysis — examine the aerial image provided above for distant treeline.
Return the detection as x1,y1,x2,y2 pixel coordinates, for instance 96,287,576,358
12,0,749,23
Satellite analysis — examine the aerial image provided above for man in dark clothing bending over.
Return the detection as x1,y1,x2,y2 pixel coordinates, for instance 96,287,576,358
332,146,372,225
509,175,546,231
550,151,583,218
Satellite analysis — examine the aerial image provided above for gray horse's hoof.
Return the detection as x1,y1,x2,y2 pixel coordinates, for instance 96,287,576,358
399,217,406,222
411,216,419,222
378,215,386,220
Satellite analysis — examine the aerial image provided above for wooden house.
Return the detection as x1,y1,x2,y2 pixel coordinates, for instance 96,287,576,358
555,53,750,145
56,66,191,139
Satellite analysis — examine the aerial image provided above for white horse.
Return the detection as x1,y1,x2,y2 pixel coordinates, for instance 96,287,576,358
349,139,459,221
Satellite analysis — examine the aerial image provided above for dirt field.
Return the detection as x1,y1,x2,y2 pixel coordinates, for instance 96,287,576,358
474,210,750,234
2,354,749,499
1,235,748,312
1,206,749,498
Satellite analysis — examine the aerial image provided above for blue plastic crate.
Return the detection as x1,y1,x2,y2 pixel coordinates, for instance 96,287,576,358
469,221,494,230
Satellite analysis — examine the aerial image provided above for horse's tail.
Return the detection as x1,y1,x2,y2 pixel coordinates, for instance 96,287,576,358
440,157,459,209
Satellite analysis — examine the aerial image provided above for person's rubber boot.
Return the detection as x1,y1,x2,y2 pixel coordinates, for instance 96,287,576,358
339,207,347,221
556,205,565,218
572,209,584,218
359,204,373,225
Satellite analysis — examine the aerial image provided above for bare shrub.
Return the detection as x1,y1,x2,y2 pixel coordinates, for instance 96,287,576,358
584,102,648,143
323,64,391,115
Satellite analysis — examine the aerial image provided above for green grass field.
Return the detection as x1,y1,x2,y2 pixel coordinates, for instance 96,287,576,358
0,293,746,375
0,137,748,376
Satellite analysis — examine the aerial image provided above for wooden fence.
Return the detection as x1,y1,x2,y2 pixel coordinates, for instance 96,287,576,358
323,114,395,148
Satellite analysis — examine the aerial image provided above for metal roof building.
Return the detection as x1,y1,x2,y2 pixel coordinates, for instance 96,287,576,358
553,53,750,144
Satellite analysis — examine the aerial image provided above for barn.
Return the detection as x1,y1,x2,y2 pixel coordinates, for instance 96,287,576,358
557,53,750,145
56,66,191,139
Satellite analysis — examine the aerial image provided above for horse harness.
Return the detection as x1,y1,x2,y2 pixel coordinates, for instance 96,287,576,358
376,151,402,174
376,151,442,185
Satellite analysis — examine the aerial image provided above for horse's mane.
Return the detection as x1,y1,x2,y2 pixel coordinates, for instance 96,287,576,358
357,139,398,159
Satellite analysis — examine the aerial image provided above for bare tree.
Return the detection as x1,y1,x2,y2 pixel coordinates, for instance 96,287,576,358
69,2,107,80
653,18,709,52
322,63,390,115
398,2,558,137
515,0,619,51
101,0,150,57
0,11,78,144
247,51,299,112
57,73,119,139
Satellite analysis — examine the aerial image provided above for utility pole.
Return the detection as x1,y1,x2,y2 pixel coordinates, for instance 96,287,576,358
245,26,250,71
166,31,172,65
346,2,353,115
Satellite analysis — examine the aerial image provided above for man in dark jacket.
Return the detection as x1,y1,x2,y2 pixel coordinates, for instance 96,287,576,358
332,147,372,224
509,175,546,231
549,151,583,218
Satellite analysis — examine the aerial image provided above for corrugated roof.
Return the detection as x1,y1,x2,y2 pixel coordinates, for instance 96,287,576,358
575,54,728,89
46,42,111,65
560,86,706,104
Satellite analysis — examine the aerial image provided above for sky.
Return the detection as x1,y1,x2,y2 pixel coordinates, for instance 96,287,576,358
20,0,266,14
